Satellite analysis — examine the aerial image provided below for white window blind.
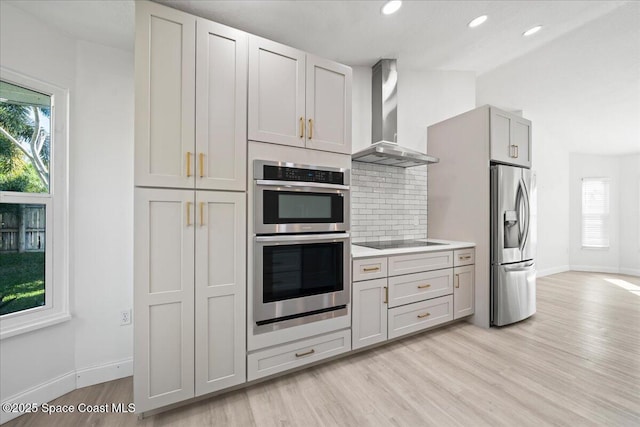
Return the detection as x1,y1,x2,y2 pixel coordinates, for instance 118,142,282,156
581,177,610,248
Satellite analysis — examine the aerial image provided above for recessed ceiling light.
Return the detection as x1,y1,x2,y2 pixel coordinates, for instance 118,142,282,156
381,0,402,15
523,25,543,37
468,15,488,28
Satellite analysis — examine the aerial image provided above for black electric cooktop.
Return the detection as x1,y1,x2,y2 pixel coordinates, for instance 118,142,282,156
356,239,447,250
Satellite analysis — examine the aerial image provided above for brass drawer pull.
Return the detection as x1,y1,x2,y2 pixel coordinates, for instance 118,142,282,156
299,117,304,138
186,202,192,227
460,255,471,260
199,153,205,178
186,152,192,177
199,202,205,227
363,266,380,272
384,286,388,304
295,349,315,358
455,274,460,288
417,312,431,319
417,284,431,289
308,118,313,139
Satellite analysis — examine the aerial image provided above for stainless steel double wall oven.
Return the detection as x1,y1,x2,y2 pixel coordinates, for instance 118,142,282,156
253,160,351,330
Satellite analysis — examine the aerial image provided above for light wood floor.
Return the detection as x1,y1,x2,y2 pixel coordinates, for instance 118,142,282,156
6,271,640,426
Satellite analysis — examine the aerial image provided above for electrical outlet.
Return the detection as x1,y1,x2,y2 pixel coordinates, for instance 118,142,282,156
120,309,131,326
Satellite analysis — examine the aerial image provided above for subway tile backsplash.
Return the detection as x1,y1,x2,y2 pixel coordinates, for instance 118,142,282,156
351,162,427,243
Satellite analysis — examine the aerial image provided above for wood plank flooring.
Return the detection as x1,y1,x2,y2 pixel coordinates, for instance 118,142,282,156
5,271,640,426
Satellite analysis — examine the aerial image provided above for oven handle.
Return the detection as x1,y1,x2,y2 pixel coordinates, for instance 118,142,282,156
256,179,350,191
255,233,350,243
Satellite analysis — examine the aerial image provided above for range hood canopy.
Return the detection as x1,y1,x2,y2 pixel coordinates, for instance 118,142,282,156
352,59,439,168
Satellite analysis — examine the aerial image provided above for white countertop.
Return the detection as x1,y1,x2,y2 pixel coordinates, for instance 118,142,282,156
352,239,475,259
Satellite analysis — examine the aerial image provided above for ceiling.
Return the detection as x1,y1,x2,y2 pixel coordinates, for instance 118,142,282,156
6,0,639,154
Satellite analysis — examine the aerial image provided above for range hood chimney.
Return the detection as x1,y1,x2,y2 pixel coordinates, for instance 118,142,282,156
352,59,439,168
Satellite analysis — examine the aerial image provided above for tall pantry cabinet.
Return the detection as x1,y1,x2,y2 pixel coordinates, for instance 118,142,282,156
134,1,246,413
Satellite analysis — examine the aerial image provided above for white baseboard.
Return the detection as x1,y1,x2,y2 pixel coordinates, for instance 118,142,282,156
75,358,133,389
571,265,623,274
0,371,76,424
537,265,570,277
1,358,133,425
619,268,640,277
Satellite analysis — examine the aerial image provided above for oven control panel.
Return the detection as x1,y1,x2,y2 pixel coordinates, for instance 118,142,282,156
263,165,344,185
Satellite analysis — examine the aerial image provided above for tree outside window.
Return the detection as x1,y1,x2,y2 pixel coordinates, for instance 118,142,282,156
0,80,50,316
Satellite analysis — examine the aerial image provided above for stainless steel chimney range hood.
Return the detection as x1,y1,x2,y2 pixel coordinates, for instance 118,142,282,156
352,59,439,168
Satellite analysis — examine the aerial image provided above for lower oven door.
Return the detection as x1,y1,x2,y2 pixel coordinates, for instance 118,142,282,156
254,233,351,323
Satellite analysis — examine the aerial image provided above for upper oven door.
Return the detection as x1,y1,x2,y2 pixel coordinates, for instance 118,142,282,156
255,180,350,234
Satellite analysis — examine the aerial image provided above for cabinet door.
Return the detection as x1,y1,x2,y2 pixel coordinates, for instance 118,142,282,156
195,191,246,395
490,108,532,168
305,55,352,154
134,188,195,413
196,19,247,191
352,278,388,349
453,265,474,319
248,36,306,148
135,1,195,189
511,117,532,168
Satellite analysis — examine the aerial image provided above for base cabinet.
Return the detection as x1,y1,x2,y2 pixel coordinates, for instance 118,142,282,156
352,278,388,349
134,188,246,412
352,248,475,349
453,265,474,319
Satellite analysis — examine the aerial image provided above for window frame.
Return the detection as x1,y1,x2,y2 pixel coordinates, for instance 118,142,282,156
0,68,70,339
581,176,611,250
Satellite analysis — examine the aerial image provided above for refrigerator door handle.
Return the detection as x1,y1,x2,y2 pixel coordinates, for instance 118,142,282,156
515,182,524,245
519,179,530,253
503,261,535,272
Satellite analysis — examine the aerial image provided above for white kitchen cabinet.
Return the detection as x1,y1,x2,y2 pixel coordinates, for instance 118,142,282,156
195,191,246,396
352,278,388,349
134,189,246,411
135,2,195,189
134,188,195,413
135,2,247,190
490,107,531,168
388,295,453,339
248,36,352,154
387,269,453,308
196,19,248,191
453,265,475,319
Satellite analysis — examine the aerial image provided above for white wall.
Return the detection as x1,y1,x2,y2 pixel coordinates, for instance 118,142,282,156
619,154,640,276
72,41,134,380
0,2,134,418
569,153,620,272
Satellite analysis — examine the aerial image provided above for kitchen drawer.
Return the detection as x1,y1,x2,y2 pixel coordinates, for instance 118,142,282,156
388,269,453,308
454,248,475,267
388,251,453,276
247,329,351,381
388,295,453,339
353,257,387,281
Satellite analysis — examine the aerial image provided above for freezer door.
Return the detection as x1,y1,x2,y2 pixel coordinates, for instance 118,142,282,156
491,165,523,264
521,169,536,261
492,261,536,326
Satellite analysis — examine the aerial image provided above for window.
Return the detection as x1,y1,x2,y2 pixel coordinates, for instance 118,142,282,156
581,177,610,248
0,68,69,339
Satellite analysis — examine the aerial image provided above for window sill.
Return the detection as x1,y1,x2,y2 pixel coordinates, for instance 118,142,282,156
0,311,71,340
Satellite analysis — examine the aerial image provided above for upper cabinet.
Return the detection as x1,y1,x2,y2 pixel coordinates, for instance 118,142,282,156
490,107,532,168
135,2,247,190
248,36,352,155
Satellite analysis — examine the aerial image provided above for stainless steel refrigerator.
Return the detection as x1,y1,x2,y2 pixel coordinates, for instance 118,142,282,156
491,164,537,326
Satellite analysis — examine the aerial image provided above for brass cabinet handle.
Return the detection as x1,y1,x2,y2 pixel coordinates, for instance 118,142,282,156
455,274,460,288
510,144,519,158
199,202,205,227
417,312,431,319
417,284,431,289
199,153,205,178
186,152,192,177
295,348,315,358
384,286,388,304
460,255,472,260
186,202,192,226
363,266,380,272
515,145,519,158
299,117,304,138
308,118,313,139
